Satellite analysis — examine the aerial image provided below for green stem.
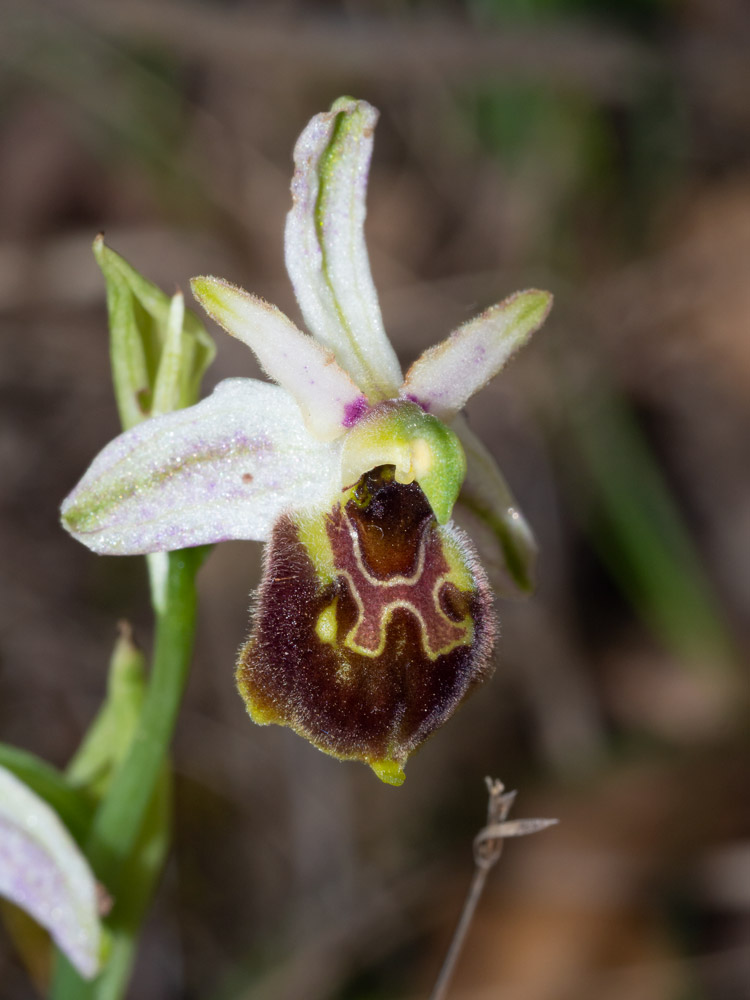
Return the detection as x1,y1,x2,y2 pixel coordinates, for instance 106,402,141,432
91,767,172,1000
50,547,204,1000
88,548,200,879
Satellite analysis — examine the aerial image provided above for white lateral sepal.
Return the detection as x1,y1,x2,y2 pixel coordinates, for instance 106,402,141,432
0,765,102,979
61,379,341,554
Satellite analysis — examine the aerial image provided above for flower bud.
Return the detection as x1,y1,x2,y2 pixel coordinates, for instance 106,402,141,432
92,236,215,430
66,623,146,799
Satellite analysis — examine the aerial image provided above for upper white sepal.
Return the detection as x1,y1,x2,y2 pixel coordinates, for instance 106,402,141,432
284,97,402,401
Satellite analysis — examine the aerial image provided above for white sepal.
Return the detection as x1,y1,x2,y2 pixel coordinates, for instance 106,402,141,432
61,379,341,554
0,765,102,979
191,276,368,441
402,290,552,421
284,97,402,401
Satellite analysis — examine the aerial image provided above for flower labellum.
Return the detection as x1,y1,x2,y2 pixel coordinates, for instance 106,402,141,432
62,97,552,784
238,466,494,786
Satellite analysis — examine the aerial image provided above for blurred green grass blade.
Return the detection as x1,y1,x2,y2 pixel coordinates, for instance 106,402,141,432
567,384,737,670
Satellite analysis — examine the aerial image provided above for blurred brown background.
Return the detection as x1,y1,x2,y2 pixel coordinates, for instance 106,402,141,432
1,1,749,998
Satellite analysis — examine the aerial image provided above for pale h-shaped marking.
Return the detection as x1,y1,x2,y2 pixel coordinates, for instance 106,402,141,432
325,506,471,659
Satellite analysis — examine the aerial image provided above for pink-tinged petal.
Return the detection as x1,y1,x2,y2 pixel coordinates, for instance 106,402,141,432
285,97,402,401
0,766,102,979
451,416,537,597
191,276,368,441
402,290,552,421
61,379,341,555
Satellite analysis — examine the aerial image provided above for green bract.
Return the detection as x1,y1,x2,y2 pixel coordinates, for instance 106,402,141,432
66,625,146,799
62,98,552,783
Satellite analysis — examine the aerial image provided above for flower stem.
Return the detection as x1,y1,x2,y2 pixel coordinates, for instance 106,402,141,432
50,547,205,1000
89,767,172,1000
87,548,202,877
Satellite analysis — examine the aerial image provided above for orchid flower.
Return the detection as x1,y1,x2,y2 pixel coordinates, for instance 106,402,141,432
61,98,551,786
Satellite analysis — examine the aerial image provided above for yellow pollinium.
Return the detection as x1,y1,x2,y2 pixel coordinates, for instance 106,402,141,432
340,400,466,524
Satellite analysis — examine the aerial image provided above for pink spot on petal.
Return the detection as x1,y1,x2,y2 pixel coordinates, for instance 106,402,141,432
343,396,370,427
404,394,430,413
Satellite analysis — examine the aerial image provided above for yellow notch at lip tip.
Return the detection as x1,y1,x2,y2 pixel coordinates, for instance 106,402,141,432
369,758,406,786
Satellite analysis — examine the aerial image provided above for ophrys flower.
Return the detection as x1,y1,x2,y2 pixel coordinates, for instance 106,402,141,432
62,98,552,785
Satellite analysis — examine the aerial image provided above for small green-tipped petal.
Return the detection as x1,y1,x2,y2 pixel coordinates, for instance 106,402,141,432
93,236,215,429
452,416,537,596
61,379,341,554
402,290,552,421
285,97,402,401
340,400,466,524
191,276,368,441
0,766,102,979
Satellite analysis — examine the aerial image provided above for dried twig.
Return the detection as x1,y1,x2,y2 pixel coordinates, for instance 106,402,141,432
429,778,558,1000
